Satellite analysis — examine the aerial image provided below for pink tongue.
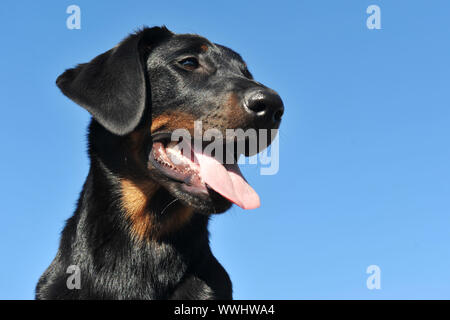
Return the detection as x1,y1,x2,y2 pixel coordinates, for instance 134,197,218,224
193,151,260,210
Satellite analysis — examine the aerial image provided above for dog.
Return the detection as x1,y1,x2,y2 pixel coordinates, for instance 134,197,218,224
36,26,283,299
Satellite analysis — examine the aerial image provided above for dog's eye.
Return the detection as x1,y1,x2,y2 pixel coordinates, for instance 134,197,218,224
178,57,199,70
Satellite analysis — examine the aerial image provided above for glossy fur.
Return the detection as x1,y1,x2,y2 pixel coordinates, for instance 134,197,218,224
36,26,282,300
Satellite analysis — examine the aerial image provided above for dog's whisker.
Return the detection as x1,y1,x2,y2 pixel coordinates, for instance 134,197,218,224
160,198,179,215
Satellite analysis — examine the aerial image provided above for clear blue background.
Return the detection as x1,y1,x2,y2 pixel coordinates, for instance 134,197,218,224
1,0,449,299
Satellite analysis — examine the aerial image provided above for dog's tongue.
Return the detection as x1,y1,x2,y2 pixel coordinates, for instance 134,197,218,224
193,150,260,210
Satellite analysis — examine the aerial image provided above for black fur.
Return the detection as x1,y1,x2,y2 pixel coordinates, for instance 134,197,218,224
56,27,172,135
36,26,282,300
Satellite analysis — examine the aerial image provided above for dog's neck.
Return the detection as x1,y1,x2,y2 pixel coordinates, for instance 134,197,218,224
60,159,210,298
83,156,211,245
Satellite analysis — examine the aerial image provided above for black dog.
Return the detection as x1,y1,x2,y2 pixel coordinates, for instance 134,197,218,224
36,26,283,300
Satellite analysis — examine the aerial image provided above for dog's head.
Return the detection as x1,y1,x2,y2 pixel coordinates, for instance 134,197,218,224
57,26,283,216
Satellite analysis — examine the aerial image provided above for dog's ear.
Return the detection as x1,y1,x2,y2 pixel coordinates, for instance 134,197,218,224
56,26,173,135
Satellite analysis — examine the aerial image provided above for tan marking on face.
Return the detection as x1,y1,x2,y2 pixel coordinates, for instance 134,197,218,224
151,112,198,134
226,92,240,110
200,44,209,52
224,92,248,127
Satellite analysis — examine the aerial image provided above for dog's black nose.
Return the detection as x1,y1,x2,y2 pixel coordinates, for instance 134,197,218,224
243,89,284,127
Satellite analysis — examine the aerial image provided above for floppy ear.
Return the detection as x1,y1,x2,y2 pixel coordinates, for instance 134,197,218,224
56,26,173,135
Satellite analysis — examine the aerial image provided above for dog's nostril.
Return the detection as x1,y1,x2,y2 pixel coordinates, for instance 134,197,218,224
273,108,283,122
248,102,266,114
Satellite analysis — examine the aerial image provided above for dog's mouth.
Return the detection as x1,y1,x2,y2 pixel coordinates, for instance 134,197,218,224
149,133,260,210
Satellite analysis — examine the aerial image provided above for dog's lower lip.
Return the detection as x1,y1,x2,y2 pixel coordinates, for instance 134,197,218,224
151,132,173,145
149,142,213,200
149,141,206,189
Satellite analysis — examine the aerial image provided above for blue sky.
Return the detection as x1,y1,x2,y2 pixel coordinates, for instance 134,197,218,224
1,0,449,299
